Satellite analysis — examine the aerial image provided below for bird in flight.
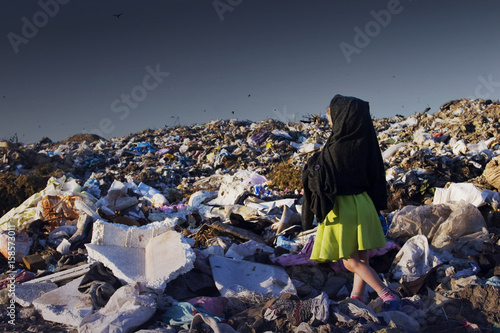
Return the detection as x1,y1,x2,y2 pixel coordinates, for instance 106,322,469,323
113,13,123,19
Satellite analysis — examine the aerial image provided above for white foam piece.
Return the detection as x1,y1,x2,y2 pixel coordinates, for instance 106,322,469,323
225,240,274,260
145,230,196,290
86,223,195,290
209,256,297,297
15,281,58,307
86,245,145,284
32,276,93,327
90,218,177,247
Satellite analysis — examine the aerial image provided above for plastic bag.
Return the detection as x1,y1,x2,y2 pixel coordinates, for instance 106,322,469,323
388,204,452,242
388,202,488,257
390,235,443,283
431,202,488,254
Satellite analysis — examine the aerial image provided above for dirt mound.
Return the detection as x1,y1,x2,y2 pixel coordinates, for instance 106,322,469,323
267,160,303,192
58,133,104,145
452,284,500,326
0,167,64,215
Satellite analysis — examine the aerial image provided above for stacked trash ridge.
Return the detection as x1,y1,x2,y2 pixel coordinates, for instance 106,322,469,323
1,98,500,332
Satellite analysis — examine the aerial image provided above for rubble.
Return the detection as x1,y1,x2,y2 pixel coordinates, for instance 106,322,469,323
1,98,500,332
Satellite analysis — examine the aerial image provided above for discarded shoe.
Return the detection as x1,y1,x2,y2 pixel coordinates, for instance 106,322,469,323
382,299,401,311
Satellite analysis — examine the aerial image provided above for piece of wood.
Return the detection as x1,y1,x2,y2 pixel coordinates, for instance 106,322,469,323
22,253,46,272
209,221,266,244
23,263,91,284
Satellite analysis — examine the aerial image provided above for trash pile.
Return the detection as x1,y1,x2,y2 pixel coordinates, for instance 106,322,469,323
0,98,500,332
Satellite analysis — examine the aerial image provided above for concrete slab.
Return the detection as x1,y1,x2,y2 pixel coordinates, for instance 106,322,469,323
209,256,297,297
86,220,195,290
32,276,93,327
15,281,58,307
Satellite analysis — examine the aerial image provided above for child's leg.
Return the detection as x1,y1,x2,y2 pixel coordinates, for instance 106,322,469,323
350,251,369,301
343,250,387,294
343,250,399,304
351,274,366,301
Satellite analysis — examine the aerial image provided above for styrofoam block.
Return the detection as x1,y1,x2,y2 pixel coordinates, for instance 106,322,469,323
90,218,177,247
15,281,58,307
32,276,93,327
209,256,297,297
145,230,196,290
202,245,225,257
86,245,145,284
86,230,195,290
225,240,274,260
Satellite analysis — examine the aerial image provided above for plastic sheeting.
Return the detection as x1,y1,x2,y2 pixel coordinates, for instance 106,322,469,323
388,202,489,256
0,175,93,231
390,235,443,283
433,182,488,207
79,283,157,333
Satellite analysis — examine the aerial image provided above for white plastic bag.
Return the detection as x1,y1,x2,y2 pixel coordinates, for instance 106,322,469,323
390,235,443,283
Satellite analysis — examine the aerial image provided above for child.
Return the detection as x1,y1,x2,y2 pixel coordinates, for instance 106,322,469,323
301,94,400,310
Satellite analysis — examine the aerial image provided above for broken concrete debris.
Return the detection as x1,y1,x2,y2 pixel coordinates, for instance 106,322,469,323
0,98,500,331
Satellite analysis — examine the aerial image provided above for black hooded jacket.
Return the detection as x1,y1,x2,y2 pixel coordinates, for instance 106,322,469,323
301,95,387,230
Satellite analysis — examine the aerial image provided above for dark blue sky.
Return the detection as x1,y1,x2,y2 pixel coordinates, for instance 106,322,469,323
1,0,499,143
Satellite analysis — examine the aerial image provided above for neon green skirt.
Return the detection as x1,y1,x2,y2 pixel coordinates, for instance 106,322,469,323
310,192,386,262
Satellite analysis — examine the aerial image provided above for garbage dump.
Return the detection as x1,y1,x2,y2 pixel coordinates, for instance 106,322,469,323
0,98,500,332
